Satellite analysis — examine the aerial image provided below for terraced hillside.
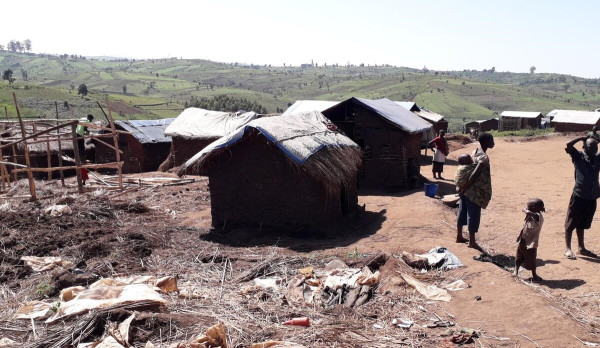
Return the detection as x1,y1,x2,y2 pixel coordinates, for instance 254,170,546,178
1,52,599,131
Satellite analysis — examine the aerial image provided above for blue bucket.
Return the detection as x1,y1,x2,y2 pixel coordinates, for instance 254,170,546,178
424,183,438,197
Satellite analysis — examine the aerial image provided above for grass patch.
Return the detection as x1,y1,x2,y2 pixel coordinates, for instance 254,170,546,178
489,128,555,137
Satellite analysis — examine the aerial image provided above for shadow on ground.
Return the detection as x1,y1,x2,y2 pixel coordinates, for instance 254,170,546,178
199,209,387,252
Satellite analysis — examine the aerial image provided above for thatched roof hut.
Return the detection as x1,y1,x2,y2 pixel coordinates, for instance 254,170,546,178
180,111,361,228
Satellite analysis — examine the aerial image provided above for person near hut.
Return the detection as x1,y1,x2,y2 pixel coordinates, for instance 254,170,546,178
428,130,449,179
456,132,495,251
81,167,89,185
454,153,475,191
514,198,545,281
76,114,94,160
564,135,600,260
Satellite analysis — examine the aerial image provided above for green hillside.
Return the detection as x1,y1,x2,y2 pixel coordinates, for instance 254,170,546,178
1,52,599,132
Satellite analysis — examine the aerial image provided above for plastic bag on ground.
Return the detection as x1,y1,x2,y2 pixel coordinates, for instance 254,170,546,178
44,204,72,217
13,301,54,320
0,337,17,347
415,246,463,270
21,256,73,272
401,273,451,302
47,283,167,323
445,279,469,291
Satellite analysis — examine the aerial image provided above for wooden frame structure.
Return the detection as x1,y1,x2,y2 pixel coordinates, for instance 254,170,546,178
0,94,126,200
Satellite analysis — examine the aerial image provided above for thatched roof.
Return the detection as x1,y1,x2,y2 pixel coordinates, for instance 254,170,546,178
180,112,361,198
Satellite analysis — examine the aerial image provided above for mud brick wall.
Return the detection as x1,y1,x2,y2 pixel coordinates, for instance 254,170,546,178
172,137,218,167
206,135,353,228
555,122,597,133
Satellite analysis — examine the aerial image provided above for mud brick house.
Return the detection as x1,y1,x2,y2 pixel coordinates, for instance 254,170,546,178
549,110,600,132
464,118,499,133
499,111,543,131
94,119,174,173
179,111,361,228
161,108,257,170
395,101,448,135
321,97,432,191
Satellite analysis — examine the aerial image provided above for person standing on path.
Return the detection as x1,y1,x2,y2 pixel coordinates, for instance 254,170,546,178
428,130,449,179
564,135,600,259
456,132,495,251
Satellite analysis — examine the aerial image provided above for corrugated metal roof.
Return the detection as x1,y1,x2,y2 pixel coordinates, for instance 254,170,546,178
500,111,543,119
115,119,174,144
551,110,600,125
282,100,340,116
330,97,432,134
394,101,421,112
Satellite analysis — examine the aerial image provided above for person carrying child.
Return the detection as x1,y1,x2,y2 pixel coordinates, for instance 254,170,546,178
454,154,475,191
514,198,545,281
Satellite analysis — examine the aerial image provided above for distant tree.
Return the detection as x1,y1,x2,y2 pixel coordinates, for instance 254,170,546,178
77,83,88,96
63,101,70,108
2,69,15,84
69,83,75,90
0,45,4,51
15,41,23,53
20,69,27,81
23,39,31,53
558,75,567,83
490,66,496,73
529,66,536,74
422,65,429,74
7,41,16,52
122,85,127,94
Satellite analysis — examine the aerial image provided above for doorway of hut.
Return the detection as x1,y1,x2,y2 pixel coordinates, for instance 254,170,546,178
340,185,350,215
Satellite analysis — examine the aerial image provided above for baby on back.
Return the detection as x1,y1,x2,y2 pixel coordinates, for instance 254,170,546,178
454,154,476,190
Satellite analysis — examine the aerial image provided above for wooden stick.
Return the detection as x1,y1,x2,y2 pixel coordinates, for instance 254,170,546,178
13,93,36,200
4,106,7,121
91,136,124,155
105,98,123,190
12,162,122,173
55,101,65,186
46,140,52,181
71,124,84,193
0,160,28,168
11,145,17,182
78,122,131,134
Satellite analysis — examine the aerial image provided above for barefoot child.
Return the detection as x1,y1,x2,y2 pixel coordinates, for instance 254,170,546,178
514,198,545,281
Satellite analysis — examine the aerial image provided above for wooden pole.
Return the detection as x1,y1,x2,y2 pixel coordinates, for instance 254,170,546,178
12,161,122,173
4,107,7,121
46,140,52,181
11,145,17,182
55,102,65,186
105,98,123,190
12,93,36,200
0,121,78,151
71,123,84,193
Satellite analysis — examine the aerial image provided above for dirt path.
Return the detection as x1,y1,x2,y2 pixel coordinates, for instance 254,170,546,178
338,135,598,347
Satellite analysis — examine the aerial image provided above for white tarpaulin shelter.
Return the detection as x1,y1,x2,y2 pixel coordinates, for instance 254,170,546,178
282,100,340,116
164,108,258,139
181,111,358,170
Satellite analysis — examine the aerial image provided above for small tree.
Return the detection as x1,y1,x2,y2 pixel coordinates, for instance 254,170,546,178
490,66,496,73
77,83,88,96
24,39,32,53
422,65,429,74
2,69,15,84
530,66,536,74
122,85,127,94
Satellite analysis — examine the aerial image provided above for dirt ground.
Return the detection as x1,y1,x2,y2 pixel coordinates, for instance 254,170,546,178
1,134,599,347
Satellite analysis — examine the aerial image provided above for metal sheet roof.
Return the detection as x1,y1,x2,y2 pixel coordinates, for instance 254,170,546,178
551,110,600,125
332,97,432,134
394,101,421,112
115,119,174,144
500,111,543,119
282,100,340,116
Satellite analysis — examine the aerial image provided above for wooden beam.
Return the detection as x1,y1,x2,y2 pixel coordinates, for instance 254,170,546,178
93,136,124,155
70,124,84,193
12,161,122,173
13,93,36,200
55,101,65,186
105,98,123,190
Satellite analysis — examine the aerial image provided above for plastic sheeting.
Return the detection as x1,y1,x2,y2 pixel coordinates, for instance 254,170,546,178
164,108,258,139
182,111,358,170
415,247,464,270
282,100,340,116
401,273,451,302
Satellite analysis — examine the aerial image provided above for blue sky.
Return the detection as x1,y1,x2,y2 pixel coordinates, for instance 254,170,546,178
2,0,598,77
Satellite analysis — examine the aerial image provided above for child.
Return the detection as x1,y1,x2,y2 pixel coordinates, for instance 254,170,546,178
514,198,545,281
454,154,476,190
80,167,89,185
